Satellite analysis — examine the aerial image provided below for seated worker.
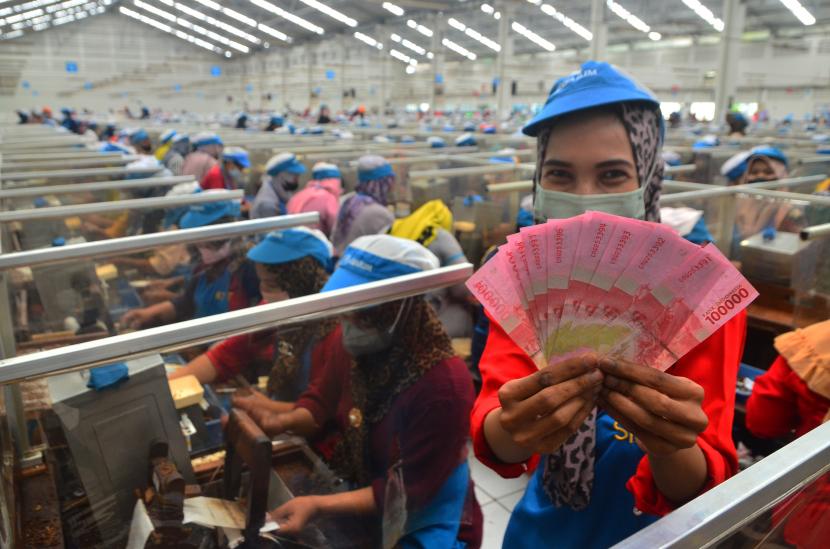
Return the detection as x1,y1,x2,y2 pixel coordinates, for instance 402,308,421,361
251,152,306,219
265,115,284,132
163,134,189,177
286,162,343,237
389,199,473,338
154,129,177,162
182,132,223,183
746,319,830,549
734,146,805,250
201,147,250,190
120,197,259,329
239,235,482,548
331,155,396,256
169,227,334,401
130,128,153,155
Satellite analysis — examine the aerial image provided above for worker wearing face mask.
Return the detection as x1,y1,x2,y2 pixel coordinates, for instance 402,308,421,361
734,146,805,249
182,132,224,183
251,152,306,219
239,235,482,548
471,61,747,549
170,227,334,402
162,134,189,177
201,147,250,190
120,197,260,329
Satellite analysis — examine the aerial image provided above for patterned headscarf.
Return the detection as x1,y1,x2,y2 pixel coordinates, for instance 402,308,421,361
332,155,395,249
329,297,454,485
535,101,664,510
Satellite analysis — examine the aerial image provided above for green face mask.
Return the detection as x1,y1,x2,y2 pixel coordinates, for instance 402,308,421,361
533,185,646,220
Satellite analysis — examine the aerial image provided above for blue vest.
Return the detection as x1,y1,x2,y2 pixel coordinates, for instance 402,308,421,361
502,412,658,549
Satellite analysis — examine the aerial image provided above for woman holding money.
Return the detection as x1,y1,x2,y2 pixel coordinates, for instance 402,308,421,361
470,61,747,548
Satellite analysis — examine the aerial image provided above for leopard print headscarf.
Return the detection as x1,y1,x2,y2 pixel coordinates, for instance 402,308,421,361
535,102,664,510
329,297,454,485
258,257,335,395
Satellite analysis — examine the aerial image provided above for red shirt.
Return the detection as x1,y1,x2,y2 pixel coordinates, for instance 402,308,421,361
471,311,746,516
201,164,233,190
206,328,275,382
295,329,482,546
746,356,830,549
746,356,830,439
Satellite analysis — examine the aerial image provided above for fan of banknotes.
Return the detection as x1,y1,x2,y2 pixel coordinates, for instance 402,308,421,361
467,211,758,371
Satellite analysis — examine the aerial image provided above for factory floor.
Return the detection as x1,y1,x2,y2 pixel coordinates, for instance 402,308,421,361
468,443,529,549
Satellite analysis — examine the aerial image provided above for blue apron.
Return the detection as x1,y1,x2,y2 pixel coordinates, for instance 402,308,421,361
193,269,231,318
399,461,470,549
502,412,658,549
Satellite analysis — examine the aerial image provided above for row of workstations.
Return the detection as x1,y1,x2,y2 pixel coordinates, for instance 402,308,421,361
0,125,828,549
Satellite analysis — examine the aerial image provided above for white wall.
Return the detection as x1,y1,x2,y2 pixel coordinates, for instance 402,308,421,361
4,14,830,119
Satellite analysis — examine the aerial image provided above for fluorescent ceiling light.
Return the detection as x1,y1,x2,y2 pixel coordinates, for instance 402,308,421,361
298,0,356,27
511,21,555,51
442,37,476,60
248,0,323,34
405,65,415,74
648,31,661,40
606,0,657,38
132,0,250,52
382,2,404,16
173,2,262,44
538,3,592,41
481,3,494,14
120,5,223,53
447,17,500,52
680,0,724,32
354,30,382,49
778,0,815,25
406,19,433,37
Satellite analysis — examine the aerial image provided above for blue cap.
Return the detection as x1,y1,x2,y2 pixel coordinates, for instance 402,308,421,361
693,135,720,149
100,142,132,154
130,129,149,144
489,156,515,164
427,136,446,148
720,151,751,181
309,126,324,135
522,61,660,137
442,124,455,132
159,129,177,144
400,135,416,144
322,235,439,292
179,199,240,229
34,197,48,208
463,122,476,132
483,125,497,134
312,162,341,180
193,132,223,147
266,152,306,176
222,147,250,169
247,227,333,271
270,115,284,125
358,160,394,183
455,133,477,147
749,146,788,168
52,237,66,247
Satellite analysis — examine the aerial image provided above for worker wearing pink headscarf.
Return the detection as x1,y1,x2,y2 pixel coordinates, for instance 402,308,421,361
286,162,343,237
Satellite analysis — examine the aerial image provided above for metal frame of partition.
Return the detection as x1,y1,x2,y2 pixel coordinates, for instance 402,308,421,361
0,213,318,270
1,156,139,171
0,175,196,200
0,189,243,223
0,166,163,183
1,151,125,162
0,263,472,383
613,421,830,549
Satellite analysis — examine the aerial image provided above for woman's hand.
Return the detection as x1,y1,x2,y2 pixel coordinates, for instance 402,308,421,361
269,496,319,535
231,389,272,412
120,308,151,330
496,354,605,456
597,360,708,456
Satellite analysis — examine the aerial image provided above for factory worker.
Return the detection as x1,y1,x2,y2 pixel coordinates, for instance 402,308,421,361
243,235,482,548
162,134,189,176
120,197,259,329
154,129,177,162
201,147,250,190
455,133,477,147
331,155,396,256
182,132,223,183
251,152,306,219
170,228,333,400
389,199,472,337
726,112,748,137
722,150,751,185
286,162,343,237
746,319,830,549
264,114,284,132
129,128,153,155
734,146,804,245
472,61,747,549
235,112,248,129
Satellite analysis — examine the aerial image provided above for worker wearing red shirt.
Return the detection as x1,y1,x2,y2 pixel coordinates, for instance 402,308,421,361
169,227,334,403
240,235,483,548
201,147,250,190
471,62,746,548
746,319,830,549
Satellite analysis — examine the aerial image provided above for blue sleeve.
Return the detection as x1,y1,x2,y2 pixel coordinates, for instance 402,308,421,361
684,216,715,245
